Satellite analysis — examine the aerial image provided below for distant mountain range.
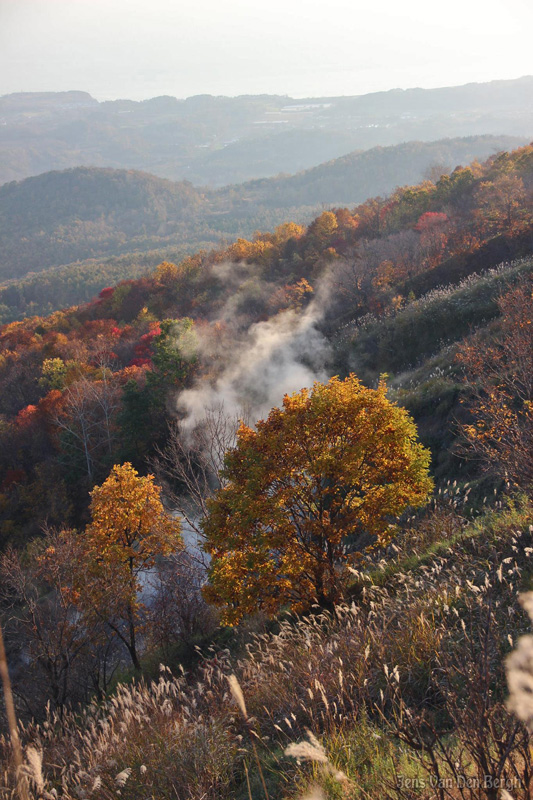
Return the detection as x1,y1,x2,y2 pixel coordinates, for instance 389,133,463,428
1,76,532,186
225,135,527,207
0,134,524,285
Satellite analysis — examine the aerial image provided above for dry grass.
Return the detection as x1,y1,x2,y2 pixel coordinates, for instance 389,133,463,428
1,497,532,799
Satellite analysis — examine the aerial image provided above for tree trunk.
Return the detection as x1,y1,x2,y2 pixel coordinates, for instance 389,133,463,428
126,604,141,672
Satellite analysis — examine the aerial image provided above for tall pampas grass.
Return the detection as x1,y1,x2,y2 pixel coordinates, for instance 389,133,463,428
0,619,29,800
1,497,531,799
507,592,533,731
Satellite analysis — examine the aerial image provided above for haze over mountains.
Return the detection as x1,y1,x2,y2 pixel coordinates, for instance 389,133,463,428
1,75,532,186
0,75,531,325
0,135,524,286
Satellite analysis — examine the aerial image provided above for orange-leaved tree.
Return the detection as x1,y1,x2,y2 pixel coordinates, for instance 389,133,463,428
202,375,433,623
70,463,182,670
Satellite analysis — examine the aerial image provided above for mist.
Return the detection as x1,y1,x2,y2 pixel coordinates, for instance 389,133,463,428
2,0,532,100
175,268,333,433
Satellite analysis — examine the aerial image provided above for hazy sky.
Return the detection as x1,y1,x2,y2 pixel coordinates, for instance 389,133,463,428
1,0,532,100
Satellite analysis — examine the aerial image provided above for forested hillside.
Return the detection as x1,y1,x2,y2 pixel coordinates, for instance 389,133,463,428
0,142,532,544
226,135,525,207
0,168,208,281
0,134,522,295
1,142,532,800
0,245,215,325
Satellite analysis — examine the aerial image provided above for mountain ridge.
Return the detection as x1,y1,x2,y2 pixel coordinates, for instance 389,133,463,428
1,75,532,186
0,134,524,292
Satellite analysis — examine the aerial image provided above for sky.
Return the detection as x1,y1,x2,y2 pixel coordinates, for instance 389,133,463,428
1,0,532,101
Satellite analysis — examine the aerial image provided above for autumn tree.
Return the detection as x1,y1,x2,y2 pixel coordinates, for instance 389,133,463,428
356,196,386,238
434,165,478,213
52,375,120,483
457,276,533,486
69,463,182,670
476,173,526,232
0,532,89,716
414,212,449,270
153,261,180,286
202,375,433,623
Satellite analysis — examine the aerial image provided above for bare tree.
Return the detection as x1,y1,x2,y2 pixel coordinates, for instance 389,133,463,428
52,375,120,482
0,531,103,718
145,552,218,658
153,402,247,542
383,596,532,800
457,276,533,486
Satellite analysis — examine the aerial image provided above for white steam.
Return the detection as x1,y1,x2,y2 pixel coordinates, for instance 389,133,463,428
177,296,331,432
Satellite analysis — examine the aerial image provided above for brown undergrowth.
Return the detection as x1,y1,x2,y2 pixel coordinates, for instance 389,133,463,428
1,496,532,799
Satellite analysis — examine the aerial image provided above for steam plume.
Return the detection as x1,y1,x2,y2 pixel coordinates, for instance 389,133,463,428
177,293,331,432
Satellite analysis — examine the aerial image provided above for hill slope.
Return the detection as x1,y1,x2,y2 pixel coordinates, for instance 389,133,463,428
0,134,524,289
1,76,532,186
224,135,526,207
1,141,533,800
0,168,208,281
1,141,533,545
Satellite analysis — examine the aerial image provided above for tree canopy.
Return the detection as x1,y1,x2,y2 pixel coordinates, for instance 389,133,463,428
68,462,182,669
202,375,433,622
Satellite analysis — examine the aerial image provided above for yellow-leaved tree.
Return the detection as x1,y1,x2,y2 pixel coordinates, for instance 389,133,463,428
202,375,433,623
70,463,182,670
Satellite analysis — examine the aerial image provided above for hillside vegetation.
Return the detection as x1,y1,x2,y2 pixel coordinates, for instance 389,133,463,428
228,135,525,207
0,142,532,543
0,134,523,292
3,496,533,799
0,168,208,281
1,142,533,800
0,245,216,325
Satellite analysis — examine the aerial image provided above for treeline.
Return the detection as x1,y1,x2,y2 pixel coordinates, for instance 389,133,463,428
0,135,524,289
